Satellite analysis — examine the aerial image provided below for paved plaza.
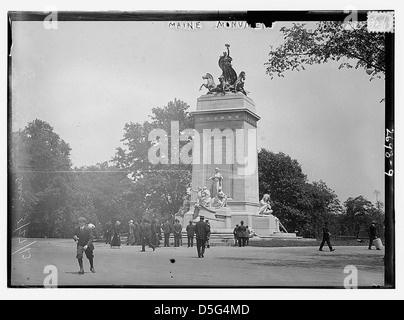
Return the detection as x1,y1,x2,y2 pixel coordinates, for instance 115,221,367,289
10,238,384,288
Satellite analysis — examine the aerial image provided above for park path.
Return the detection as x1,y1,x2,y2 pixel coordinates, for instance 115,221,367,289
10,239,384,288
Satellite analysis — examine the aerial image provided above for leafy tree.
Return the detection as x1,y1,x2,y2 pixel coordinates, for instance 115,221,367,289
114,99,194,220
73,163,134,229
340,195,384,239
10,120,73,237
258,149,340,237
265,21,385,80
297,181,342,238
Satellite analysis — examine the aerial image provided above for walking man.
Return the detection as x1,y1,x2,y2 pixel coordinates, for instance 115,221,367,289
319,224,335,252
195,215,210,258
186,220,195,247
73,217,96,274
140,219,156,252
162,219,172,247
368,221,380,250
173,219,183,247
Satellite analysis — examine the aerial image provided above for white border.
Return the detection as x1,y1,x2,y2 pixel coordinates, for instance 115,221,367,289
1,0,403,301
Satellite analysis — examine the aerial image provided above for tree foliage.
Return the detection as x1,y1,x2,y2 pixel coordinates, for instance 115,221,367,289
114,99,195,220
265,21,385,80
11,117,384,239
258,149,342,237
339,196,385,238
11,119,73,237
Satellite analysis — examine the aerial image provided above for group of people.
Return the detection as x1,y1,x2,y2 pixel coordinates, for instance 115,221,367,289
105,219,158,251
72,214,213,274
104,217,202,250
73,215,383,275
233,221,255,247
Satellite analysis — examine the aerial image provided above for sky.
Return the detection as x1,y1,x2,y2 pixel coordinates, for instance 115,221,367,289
11,19,386,205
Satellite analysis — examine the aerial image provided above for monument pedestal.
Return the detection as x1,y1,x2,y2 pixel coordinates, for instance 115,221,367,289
177,93,296,239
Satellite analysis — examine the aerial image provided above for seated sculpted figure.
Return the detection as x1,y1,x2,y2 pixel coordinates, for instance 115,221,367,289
193,186,209,219
257,193,274,215
213,187,228,209
201,187,211,207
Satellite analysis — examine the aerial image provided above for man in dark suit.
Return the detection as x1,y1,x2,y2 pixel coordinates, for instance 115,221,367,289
104,220,112,244
73,217,95,274
173,219,182,247
319,224,335,252
162,219,172,247
195,216,210,258
140,219,156,252
237,221,248,247
186,220,195,247
368,221,379,250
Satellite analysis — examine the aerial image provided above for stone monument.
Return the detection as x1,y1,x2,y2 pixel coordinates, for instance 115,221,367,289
178,45,296,238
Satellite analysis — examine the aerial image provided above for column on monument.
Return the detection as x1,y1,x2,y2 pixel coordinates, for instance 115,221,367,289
190,94,260,216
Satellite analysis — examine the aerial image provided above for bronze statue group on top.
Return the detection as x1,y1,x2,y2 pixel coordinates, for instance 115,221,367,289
199,44,248,96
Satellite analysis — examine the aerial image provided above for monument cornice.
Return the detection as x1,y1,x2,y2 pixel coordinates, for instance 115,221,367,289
197,92,255,104
191,108,260,127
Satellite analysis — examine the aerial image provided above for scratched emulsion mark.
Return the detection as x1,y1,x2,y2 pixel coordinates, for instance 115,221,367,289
12,175,36,260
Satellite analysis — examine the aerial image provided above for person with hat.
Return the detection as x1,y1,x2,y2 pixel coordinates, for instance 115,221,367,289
73,217,96,274
237,221,249,247
195,215,210,258
162,219,172,247
126,220,135,246
150,219,159,247
368,221,380,250
319,223,335,252
186,220,195,248
140,219,156,252
111,220,122,248
173,219,183,247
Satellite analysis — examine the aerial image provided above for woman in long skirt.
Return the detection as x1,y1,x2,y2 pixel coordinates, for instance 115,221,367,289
111,221,121,248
